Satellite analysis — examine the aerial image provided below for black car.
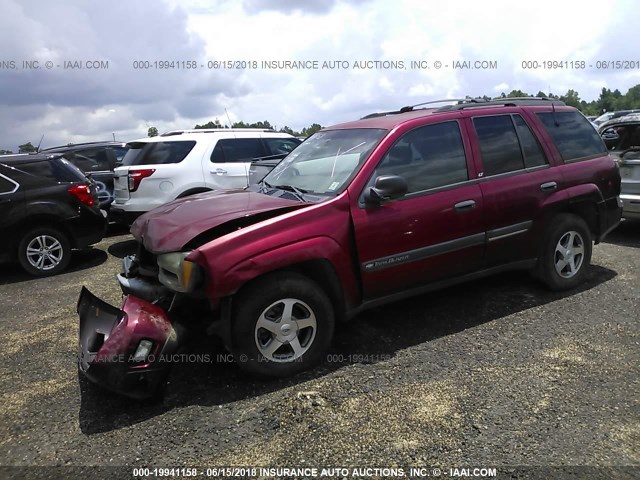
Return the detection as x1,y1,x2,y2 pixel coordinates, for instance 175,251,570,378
0,154,107,276
39,141,129,211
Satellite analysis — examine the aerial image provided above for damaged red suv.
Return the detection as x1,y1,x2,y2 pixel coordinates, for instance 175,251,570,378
78,98,622,398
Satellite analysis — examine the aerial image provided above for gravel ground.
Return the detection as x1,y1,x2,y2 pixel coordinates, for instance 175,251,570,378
0,222,638,480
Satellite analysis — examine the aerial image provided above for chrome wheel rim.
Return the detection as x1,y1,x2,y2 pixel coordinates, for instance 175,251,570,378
254,298,317,363
554,230,585,279
26,235,64,271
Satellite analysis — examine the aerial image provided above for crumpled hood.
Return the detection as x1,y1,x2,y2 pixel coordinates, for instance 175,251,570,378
131,189,302,253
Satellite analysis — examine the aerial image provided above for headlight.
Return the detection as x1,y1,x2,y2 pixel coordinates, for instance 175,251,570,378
157,251,203,293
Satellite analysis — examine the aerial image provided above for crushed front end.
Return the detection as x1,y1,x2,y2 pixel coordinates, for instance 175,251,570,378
77,286,181,399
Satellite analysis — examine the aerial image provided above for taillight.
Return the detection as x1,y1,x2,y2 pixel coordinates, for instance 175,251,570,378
68,184,96,207
128,169,156,192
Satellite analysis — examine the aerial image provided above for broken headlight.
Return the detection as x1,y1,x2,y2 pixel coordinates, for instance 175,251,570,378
157,251,203,293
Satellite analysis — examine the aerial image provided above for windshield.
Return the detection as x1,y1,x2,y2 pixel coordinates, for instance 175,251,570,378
262,128,386,196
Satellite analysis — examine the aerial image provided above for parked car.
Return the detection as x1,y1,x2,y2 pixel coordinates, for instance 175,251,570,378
110,129,301,224
598,114,640,220
78,98,621,399
248,154,287,185
593,109,640,126
39,141,129,211
0,153,107,276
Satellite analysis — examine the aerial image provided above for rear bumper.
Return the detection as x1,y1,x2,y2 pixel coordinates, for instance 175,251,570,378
620,193,640,220
77,287,180,399
596,196,623,242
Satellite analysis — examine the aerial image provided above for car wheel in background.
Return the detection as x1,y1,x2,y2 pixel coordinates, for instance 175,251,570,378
17,227,72,276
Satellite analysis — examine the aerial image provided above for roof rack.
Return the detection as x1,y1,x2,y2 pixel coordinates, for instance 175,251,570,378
361,97,566,119
39,140,124,151
160,128,276,136
435,97,565,112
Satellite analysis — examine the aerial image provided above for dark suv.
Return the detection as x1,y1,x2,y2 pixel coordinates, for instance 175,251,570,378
39,141,129,211
77,98,622,399
0,154,107,276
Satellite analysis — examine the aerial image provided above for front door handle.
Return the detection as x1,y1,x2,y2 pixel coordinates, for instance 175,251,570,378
211,168,227,175
454,200,476,211
540,181,558,192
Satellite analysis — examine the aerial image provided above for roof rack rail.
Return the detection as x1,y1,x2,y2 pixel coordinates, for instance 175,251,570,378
361,98,484,118
160,128,276,136
435,97,566,112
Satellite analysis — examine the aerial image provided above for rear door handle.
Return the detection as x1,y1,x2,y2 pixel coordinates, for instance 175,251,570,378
540,181,558,191
211,168,227,175
454,200,476,211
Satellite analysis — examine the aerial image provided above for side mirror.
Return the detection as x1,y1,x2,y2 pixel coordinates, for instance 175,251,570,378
364,175,408,205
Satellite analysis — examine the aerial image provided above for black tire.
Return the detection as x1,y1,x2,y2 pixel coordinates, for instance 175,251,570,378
231,272,335,378
17,227,71,276
538,214,592,291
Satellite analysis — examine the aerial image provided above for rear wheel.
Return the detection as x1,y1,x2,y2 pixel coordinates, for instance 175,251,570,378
538,214,592,291
18,227,71,276
231,273,335,377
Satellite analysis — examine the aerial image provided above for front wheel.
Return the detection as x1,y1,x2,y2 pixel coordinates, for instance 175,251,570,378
538,214,592,291
231,273,335,377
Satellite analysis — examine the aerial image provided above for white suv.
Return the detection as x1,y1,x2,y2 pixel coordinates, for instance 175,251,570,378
110,129,301,223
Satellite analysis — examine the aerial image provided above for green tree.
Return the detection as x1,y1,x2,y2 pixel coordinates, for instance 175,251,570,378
560,89,581,108
300,123,323,137
279,126,299,136
232,120,273,129
506,89,530,98
0,149,13,154
195,119,224,129
147,127,159,137
18,142,37,153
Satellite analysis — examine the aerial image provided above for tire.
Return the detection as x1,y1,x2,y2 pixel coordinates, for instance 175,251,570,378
538,214,592,291
231,272,335,378
17,227,71,276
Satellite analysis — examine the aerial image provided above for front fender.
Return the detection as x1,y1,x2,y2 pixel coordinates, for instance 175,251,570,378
204,236,359,311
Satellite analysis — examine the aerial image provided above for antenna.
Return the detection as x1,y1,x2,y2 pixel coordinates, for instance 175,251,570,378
36,134,44,152
224,108,233,129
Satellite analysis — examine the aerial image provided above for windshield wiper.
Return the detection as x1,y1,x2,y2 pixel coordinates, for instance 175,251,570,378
273,184,309,201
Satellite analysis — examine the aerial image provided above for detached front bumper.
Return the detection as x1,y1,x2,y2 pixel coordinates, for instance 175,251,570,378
77,287,180,399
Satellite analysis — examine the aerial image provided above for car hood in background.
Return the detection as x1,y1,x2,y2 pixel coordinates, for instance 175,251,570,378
131,189,304,253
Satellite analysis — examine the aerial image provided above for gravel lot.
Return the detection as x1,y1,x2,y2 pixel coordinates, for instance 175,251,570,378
0,222,638,479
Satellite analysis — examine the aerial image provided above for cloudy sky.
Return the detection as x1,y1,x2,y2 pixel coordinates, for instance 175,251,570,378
0,0,638,151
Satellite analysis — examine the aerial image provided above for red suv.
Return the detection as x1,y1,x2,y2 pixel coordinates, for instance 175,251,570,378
78,98,622,398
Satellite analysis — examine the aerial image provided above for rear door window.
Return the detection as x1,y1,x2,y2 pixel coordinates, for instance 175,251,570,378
513,115,548,168
536,111,607,162
473,115,525,176
210,138,267,162
122,141,196,166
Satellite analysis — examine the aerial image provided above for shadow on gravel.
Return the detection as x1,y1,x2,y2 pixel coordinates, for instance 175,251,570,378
78,263,617,434
603,219,640,249
106,222,131,238
107,239,138,259
0,247,108,285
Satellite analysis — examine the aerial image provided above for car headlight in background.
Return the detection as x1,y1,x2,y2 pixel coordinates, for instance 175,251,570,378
156,251,203,293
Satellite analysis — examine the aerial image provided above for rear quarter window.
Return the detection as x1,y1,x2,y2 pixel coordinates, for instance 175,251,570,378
13,159,87,184
537,111,607,162
122,141,196,166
